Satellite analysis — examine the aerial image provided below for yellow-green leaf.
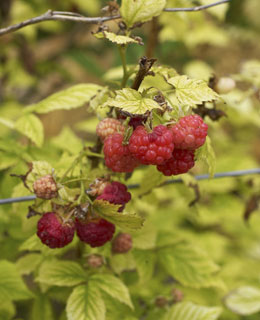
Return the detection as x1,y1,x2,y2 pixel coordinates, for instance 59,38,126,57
66,284,105,320
224,286,260,316
93,200,144,231
165,302,222,320
94,31,139,45
167,75,218,107
158,242,224,289
90,274,133,309
24,84,102,114
15,114,44,147
120,0,166,28
103,88,161,115
37,260,87,287
196,137,216,178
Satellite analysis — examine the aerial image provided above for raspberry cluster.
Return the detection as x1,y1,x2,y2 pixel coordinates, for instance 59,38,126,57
36,181,132,249
98,114,208,176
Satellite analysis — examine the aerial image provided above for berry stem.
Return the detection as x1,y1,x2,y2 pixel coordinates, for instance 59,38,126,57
60,149,87,183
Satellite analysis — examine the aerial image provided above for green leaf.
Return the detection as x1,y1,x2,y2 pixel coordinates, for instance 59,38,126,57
0,301,15,320
26,160,53,190
16,253,43,275
90,274,133,309
93,200,144,231
120,0,166,28
24,84,102,114
0,117,14,129
224,286,260,316
196,137,216,178
15,114,44,147
133,249,155,283
167,75,218,107
104,88,161,115
37,260,87,287
137,166,166,196
31,294,54,320
0,260,33,301
164,302,222,320
66,284,105,320
94,31,139,45
158,242,224,289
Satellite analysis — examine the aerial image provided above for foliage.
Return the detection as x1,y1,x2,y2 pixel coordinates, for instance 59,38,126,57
0,0,260,319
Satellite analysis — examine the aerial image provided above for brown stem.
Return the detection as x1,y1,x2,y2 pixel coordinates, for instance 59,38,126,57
145,17,159,58
131,56,157,91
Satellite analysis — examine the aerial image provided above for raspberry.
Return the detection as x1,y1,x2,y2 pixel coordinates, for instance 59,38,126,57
172,288,184,303
37,212,75,248
96,118,125,142
128,125,174,165
112,233,132,254
75,218,115,247
103,133,140,172
97,182,131,212
169,115,208,150
157,149,195,176
33,175,58,199
86,254,104,268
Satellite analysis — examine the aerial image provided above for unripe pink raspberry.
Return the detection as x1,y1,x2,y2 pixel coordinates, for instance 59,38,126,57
169,115,208,150
112,233,133,254
37,212,75,248
96,118,125,142
128,125,174,165
33,175,58,199
86,254,104,268
75,218,115,247
157,149,195,176
103,133,140,172
97,182,131,212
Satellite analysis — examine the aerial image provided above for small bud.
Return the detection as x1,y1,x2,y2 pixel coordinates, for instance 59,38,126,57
214,77,236,94
86,254,104,268
155,296,168,308
87,178,110,197
112,233,132,254
172,288,184,303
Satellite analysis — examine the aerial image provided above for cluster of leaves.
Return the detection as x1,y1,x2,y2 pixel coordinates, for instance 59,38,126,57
0,0,260,320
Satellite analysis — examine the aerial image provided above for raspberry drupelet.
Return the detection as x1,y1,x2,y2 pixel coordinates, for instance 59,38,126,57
97,181,131,212
37,212,75,248
103,133,140,172
157,149,195,176
169,115,208,150
128,125,174,165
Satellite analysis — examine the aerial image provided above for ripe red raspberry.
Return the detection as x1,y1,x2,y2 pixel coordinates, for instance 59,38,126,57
103,133,140,172
169,115,208,150
157,149,195,176
96,118,125,142
33,175,58,199
128,125,174,165
37,212,75,248
97,182,131,212
112,233,133,254
75,218,115,247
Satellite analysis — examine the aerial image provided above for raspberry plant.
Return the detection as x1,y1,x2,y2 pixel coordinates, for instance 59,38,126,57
1,1,260,320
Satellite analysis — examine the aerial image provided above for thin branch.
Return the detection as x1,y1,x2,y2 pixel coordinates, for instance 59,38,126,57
0,10,120,37
0,0,230,37
1,168,259,205
164,0,230,12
